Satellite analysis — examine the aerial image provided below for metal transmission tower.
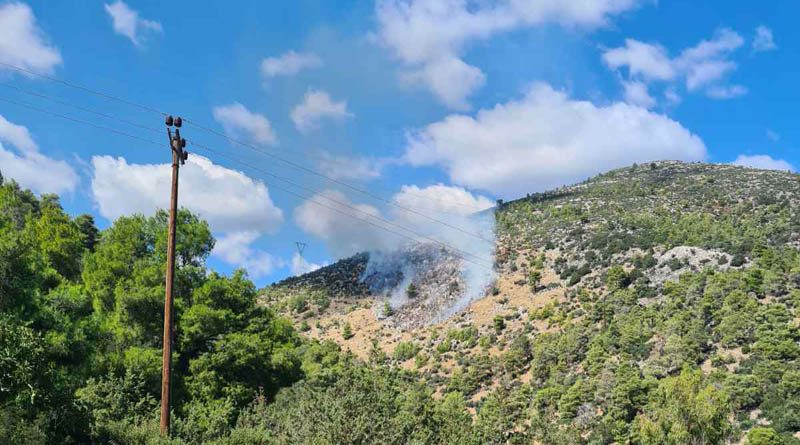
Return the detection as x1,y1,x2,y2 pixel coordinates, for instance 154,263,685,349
160,115,188,436
295,242,308,274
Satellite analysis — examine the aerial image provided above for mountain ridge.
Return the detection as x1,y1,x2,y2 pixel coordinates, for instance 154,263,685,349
261,160,800,443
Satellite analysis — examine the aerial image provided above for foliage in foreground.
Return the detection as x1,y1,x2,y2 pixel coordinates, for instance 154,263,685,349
3,163,800,444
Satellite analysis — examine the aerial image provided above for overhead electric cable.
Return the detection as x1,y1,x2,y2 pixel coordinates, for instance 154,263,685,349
0,94,496,270
0,61,491,220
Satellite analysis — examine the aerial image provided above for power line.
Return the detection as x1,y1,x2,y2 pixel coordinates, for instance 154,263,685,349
185,140,497,269
0,94,496,270
0,80,164,135
0,61,168,117
0,95,162,146
184,118,489,213
183,126,495,243
0,61,491,218
0,80,165,137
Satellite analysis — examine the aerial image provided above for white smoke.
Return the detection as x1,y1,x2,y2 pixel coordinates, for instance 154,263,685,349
295,184,497,324
388,185,497,318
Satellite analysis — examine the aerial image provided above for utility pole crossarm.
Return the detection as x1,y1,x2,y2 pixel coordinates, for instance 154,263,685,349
160,115,188,437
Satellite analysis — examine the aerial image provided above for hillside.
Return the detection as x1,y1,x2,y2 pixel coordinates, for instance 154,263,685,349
3,161,799,444
264,161,800,443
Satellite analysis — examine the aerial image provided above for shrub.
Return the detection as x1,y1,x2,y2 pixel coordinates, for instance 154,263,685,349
393,342,419,361
342,322,354,340
493,316,506,333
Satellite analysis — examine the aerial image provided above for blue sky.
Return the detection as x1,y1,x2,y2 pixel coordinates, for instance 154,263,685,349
0,0,795,285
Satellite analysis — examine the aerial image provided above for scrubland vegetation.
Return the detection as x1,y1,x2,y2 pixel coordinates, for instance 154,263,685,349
3,162,800,444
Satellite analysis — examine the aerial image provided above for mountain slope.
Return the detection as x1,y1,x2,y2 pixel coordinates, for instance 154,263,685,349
264,161,800,443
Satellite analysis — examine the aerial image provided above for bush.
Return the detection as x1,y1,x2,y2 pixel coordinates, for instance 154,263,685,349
393,342,419,362
342,322,354,340
493,316,506,333
406,283,419,299
746,427,784,445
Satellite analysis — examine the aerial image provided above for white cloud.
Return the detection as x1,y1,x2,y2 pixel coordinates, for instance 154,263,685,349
294,189,396,257
602,39,675,81
0,114,78,194
622,80,656,108
213,103,277,146
0,2,61,74
752,26,776,52
290,89,352,133
91,154,283,234
214,231,285,278
664,87,681,106
104,1,162,47
400,55,486,111
604,28,747,104
404,83,706,197
0,114,35,152
731,154,793,172
91,154,284,276
376,0,641,109
672,28,745,92
391,184,493,218
705,84,747,100
316,151,384,181
293,184,497,305
260,50,322,77
293,184,495,276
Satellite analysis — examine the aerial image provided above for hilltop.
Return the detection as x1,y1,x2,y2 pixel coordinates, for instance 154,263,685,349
263,161,800,443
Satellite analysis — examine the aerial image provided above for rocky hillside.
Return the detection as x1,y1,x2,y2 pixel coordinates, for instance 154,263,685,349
264,161,800,444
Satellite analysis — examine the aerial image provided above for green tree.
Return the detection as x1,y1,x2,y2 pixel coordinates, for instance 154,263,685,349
406,282,419,299
342,321,354,340
528,270,542,291
606,265,630,292
383,300,394,317
493,315,505,333
633,369,732,445
746,427,784,445
74,214,99,252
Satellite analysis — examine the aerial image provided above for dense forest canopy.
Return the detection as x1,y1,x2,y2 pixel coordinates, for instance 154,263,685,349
2,162,800,444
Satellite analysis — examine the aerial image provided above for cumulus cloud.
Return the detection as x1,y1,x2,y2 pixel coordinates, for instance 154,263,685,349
604,28,748,104
675,29,744,89
376,0,641,109
315,151,384,181
294,185,494,260
603,39,675,81
91,154,283,233
731,154,793,172
404,83,707,197
293,184,496,313
260,50,322,77
91,154,284,277
213,103,277,146
622,80,656,109
400,55,486,111
104,1,162,47
214,231,285,278
294,189,393,257
752,26,776,52
0,114,78,194
705,84,747,100
290,89,352,133
391,184,493,219
0,2,61,74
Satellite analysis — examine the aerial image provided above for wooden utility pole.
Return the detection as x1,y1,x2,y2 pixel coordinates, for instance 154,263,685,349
161,115,187,436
